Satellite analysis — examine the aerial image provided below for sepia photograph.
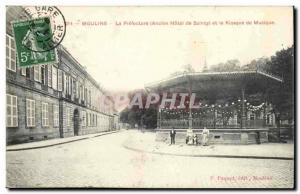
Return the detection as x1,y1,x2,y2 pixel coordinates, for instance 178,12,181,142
5,5,295,189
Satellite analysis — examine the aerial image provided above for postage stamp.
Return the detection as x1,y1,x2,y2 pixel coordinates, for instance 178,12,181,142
11,6,66,67
22,6,66,51
12,17,57,67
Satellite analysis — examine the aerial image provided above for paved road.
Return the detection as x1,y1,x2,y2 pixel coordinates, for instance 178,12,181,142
6,131,294,188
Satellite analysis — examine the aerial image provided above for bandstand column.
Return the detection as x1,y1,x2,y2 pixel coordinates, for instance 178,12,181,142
157,107,161,129
263,101,267,128
241,88,247,129
213,106,216,129
188,108,193,129
187,74,193,137
262,89,269,128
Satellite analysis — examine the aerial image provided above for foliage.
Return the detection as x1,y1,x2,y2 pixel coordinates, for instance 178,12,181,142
264,45,294,123
120,45,294,128
208,59,241,72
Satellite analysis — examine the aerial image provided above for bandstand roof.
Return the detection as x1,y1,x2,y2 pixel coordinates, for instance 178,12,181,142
145,69,283,97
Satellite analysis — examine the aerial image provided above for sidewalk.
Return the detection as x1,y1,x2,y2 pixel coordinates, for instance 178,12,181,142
7,130,120,151
123,131,294,160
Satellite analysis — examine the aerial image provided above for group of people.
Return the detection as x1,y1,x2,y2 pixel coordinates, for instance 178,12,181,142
169,128,210,146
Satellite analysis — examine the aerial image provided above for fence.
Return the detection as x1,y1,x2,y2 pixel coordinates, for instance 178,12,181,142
160,118,265,129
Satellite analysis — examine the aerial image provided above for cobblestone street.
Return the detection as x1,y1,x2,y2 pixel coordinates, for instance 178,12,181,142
6,130,294,188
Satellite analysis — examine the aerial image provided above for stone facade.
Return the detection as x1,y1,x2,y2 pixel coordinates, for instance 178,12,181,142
6,31,118,144
6,79,60,144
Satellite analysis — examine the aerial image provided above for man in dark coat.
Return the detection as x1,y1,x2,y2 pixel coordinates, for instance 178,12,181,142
170,128,176,144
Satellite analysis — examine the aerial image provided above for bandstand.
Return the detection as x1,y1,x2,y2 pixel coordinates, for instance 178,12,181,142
145,69,283,145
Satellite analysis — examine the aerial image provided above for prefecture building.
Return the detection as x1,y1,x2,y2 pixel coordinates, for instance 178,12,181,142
6,7,119,144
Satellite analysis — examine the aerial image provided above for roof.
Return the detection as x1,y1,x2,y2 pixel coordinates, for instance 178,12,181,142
145,69,283,92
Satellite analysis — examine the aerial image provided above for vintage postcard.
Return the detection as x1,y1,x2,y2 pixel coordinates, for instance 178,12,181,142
5,6,294,189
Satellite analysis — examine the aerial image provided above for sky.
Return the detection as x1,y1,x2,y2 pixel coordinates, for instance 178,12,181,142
59,6,293,92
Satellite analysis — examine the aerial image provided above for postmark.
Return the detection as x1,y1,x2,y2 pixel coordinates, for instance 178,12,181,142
22,6,66,52
11,6,66,67
12,17,58,67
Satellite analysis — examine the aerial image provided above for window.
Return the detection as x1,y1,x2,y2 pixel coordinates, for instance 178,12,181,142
6,35,16,72
93,114,95,126
79,85,83,101
52,66,57,90
89,90,91,107
81,111,86,126
78,84,81,100
75,81,79,98
66,76,69,95
66,107,71,127
72,78,76,97
85,88,90,107
41,65,46,84
42,103,49,126
34,66,41,82
84,88,87,102
96,115,97,126
90,113,92,126
26,67,31,78
48,65,52,87
64,73,68,95
69,76,72,95
58,69,63,91
6,94,18,127
21,68,26,76
53,105,59,127
64,73,67,94
26,99,35,127
86,113,89,126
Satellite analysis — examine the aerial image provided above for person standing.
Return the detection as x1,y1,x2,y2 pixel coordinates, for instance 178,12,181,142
170,128,176,144
202,128,210,146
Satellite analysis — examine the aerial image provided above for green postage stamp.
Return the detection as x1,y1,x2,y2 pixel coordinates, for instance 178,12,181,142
12,17,58,67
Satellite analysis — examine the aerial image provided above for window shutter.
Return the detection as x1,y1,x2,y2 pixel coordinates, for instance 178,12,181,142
52,66,57,90
48,65,52,87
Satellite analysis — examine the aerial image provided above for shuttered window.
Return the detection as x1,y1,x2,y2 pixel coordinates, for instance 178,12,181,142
6,94,18,127
6,35,16,72
48,65,52,87
58,69,63,91
52,66,57,90
53,105,59,127
26,99,35,127
42,103,49,126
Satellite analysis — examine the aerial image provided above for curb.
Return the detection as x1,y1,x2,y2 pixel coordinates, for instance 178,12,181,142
122,144,294,161
7,131,120,152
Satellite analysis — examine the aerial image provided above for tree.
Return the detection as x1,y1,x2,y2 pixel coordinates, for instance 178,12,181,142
119,91,158,129
182,64,195,73
242,57,269,71
264,45,294,125
209,59,241,72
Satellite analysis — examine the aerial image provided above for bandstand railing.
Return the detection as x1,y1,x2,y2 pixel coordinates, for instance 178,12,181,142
160,118,265,129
